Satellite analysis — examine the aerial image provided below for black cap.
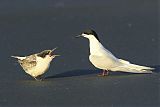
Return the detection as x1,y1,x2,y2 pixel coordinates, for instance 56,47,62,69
82,29,100,41
37,50,51,58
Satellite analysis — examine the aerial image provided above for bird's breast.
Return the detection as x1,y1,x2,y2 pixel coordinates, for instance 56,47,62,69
25,58,51,77
89,55,119,70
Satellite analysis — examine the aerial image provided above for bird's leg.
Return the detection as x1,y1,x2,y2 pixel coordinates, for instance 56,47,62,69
33,77,39,81
102,70,109,76
102,70,106,76
98,70,109,76
106,70,109,76
33,76,43,81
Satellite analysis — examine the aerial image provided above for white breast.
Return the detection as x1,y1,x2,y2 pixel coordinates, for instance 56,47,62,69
26,56,52,77
88,36,120,70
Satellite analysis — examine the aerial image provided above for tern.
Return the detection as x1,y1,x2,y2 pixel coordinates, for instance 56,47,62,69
12,48,59,80
77,29,154,76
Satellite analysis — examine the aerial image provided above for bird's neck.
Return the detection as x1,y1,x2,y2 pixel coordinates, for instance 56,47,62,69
89,37,103,55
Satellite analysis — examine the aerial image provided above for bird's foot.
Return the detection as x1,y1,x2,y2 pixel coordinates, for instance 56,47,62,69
97,73,107,77
97,70,109,77
33,76,43,81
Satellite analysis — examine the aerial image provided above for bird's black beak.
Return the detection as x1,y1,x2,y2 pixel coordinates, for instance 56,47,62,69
49,48,60,57
75,35,83,38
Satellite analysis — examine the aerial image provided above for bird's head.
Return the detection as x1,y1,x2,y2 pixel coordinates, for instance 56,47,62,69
37,48,60,60
76,29,100,41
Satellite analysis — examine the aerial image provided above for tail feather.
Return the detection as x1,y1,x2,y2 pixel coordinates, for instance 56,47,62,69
128,63,154,71
113,59,154,73
11,56,26,60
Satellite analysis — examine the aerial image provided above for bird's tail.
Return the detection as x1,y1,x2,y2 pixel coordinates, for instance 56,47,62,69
11,56,26,60
113,59,154,73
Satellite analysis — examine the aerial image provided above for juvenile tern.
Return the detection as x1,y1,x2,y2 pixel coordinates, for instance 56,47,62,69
77,29,154,76
11,48,59,80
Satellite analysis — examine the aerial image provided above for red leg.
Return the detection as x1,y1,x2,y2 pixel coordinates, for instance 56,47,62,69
98,70,109,76
102,70,106,76
106,70,109,76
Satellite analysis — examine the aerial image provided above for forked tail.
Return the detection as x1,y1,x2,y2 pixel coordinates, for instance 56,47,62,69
114,59,154,73
11,56,26,60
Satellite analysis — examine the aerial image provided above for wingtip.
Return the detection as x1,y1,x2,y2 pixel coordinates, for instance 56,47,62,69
143,67,155,71
144,70,153,73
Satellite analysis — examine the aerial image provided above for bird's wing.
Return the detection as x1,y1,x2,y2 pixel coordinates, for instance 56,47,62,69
118,59,154,70
11,56,26,60
89,54,120,70
100,45,118,61
18,55,37,71
111,59,154,73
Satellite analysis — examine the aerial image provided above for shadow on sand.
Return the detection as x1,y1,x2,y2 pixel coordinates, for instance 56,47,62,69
45,69,145,79
45,69,99,79
45,65,160,79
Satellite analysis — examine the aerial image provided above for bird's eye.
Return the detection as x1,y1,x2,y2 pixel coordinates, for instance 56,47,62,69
47,51,50,55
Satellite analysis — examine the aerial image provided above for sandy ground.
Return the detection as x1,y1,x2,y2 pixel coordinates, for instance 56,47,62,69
0,0,159,107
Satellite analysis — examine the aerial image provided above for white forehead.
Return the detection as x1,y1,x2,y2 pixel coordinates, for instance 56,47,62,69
82,33,88,36
82,33,95,39
82,33,94,36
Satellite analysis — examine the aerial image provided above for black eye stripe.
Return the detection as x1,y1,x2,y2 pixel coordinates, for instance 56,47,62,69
37,50,51,58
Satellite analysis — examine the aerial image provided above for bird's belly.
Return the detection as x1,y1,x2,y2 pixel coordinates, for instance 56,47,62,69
26,64,49,77
89,55,118,70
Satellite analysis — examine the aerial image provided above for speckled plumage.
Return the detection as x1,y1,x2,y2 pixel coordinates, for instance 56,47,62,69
18,54,37,71
12,48,59,81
